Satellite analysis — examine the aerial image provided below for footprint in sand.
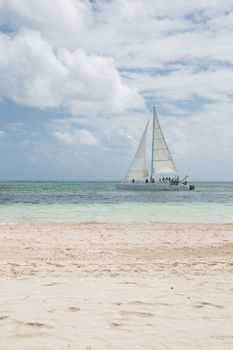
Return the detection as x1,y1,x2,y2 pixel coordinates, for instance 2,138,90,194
68,306,80,312
26,322,47,328
128,300,154,306
110,322,131,332
194,301,224,309
0,316,9,320
111,322,122,327
43,282,59,287
120,310,153,318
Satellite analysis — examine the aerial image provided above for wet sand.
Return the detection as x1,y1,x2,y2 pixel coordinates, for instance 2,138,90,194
0,223,233,349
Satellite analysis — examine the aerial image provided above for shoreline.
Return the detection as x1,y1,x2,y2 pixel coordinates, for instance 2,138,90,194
1,201,233,225
0,221,233,226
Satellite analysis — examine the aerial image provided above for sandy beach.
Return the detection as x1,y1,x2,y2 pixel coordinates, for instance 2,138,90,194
0,222,233,349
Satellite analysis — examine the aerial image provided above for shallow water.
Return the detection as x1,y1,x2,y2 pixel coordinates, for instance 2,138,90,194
0,181,232,223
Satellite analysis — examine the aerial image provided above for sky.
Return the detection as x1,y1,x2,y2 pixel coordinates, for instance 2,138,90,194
0,0,233,181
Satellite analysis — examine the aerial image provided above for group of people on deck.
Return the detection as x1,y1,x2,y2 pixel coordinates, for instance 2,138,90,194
131,176,180,185
158,176,180,185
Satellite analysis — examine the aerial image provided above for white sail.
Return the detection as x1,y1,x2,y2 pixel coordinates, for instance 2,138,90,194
151,110,177,174
125,121,149,181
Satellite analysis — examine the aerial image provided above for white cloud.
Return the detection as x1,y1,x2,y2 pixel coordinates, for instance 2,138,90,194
0,29,65,108
58,48,143,114
126,66,233,106
54,129,98,146
0,28,143,114
0,0,90,45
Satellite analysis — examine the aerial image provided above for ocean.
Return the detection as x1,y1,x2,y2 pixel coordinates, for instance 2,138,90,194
0,181,232,224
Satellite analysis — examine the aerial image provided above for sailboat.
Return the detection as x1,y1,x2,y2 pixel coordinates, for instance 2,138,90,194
117,107,195,191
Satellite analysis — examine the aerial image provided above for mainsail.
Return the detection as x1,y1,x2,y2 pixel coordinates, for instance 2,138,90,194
151,107,177,175
125,121,149,181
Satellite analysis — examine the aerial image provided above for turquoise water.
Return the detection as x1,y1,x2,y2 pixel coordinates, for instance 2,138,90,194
0,181,232,224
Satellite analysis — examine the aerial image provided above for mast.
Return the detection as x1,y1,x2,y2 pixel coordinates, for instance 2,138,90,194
150,106,156,181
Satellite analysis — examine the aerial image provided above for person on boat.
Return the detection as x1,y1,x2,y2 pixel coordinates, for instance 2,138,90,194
132,179,135,183
145,178,149,183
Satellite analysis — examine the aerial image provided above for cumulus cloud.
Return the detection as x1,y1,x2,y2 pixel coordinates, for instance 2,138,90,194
0,29,65,108
0,28,143,114
0,0,90,46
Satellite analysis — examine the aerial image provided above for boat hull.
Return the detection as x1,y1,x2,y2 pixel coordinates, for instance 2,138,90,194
116,183,194,191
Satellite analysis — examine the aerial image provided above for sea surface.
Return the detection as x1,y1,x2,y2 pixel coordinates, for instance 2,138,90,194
0,181,232,224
